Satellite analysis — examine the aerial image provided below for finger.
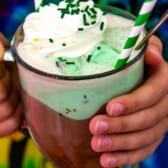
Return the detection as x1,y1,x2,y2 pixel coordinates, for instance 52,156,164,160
90,94,168,134
0,100,24,137
0,70,11,101
148,35,163,52
106,60,168,116
91,116,168,152
0,87,19,122
145,35,163,66
0,41,5,78
6,61,22,91
0,33,10,48
99,139,162,168
106,35,166,117
0,41,5,61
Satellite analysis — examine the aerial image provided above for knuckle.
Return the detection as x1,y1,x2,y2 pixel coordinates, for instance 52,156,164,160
126,95,139,112
121,155,132,166
129,155,142,165
118,118,129,132
136,110,157,130
136,110,146,128
149,111,159,127
130,139,141,150
151,82,166,103
149,127,161,144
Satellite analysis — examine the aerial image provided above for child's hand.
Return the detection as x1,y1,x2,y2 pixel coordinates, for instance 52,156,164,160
89,36,168,167
0,34,24,137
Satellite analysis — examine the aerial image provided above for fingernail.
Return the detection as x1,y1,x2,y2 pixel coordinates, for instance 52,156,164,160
150,44,161,56
106,157,117,166
97,137,111,150
95,120,107,134
109,103,124,116
101,156,117,167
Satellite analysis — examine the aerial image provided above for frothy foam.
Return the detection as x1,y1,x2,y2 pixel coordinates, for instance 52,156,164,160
18,7,140,76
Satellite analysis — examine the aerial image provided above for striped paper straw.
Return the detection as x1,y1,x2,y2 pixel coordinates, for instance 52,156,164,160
115,0,157,68
34,0,43,9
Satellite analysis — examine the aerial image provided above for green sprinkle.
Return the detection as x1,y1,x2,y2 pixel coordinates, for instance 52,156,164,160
91,21,96,25
84,5,92,16
58,57,63,61
76,0,80,7
78,27,84,31
97,46,101,50
61,13,65,19
49,38,54,43
69,3,76,8
83,14,89,26
66,62,75,65
65,0,73,3
58,7,70,18
87,54,92,62
86,10,92,16
90,8,97,14
84,94,87,98
71,8,80,15
91,15,96,19
82,94,89,104
84,5,89,12
100,22,104,31
62,43,66,46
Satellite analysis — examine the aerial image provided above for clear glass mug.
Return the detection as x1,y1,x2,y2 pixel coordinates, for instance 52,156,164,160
12,5,146,168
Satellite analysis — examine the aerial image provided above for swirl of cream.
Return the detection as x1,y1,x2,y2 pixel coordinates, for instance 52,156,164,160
22,0,107,58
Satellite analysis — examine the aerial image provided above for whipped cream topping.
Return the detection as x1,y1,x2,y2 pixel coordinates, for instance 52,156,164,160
22,0,107,58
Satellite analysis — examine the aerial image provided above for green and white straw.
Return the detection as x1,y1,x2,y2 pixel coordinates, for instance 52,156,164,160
34,0,43,9
115,0,157,68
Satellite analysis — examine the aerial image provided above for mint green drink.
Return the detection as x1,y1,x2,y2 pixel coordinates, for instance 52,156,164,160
12,1,145,167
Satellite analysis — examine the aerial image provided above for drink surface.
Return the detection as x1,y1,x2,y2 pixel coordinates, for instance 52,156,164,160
17,0,142,76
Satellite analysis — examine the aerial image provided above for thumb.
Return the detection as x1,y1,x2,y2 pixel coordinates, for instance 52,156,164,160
0,41,5,77
0,33,10,49
144,35,163,66
0,41,5,61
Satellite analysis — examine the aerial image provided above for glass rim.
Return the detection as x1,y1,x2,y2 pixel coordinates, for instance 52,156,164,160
12,5,147,81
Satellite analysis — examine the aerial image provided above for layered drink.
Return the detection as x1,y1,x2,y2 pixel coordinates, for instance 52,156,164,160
12,0,145,167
